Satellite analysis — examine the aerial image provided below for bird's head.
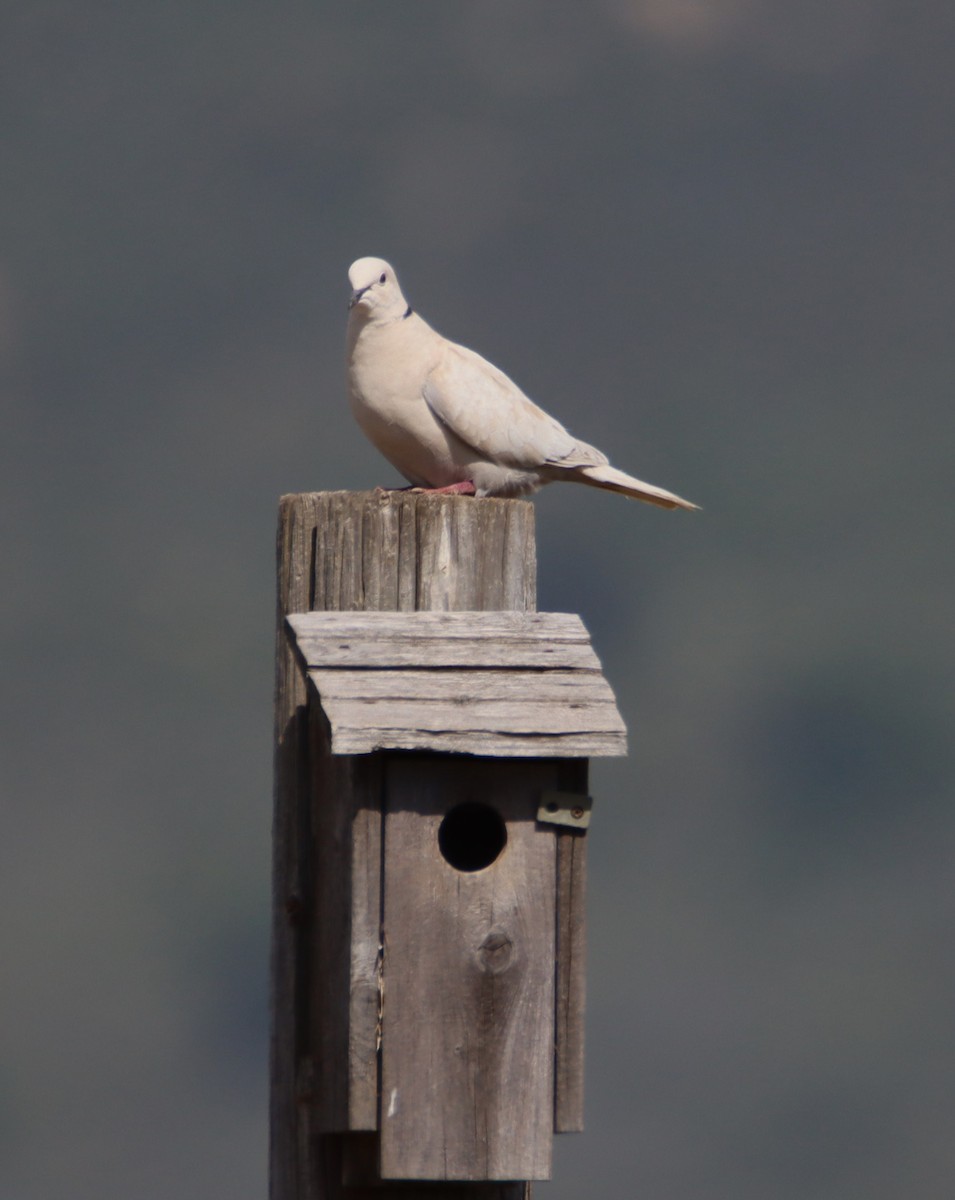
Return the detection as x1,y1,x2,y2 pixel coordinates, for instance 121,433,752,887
347,257,409,322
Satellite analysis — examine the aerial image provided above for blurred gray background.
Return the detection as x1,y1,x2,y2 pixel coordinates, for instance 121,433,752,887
2,2,953,1197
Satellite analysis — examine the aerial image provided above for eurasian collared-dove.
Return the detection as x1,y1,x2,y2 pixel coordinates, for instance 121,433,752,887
346,257,697,510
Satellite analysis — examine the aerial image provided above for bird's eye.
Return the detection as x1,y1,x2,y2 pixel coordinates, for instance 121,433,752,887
379,272,386,284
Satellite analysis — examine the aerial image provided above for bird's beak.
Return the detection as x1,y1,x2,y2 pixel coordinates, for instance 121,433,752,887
348,285,369,310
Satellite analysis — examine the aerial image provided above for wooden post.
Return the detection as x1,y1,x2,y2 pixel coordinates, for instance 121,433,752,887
272,491,547,1199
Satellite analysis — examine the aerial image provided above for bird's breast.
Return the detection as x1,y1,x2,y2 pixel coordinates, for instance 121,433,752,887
348,322,437,418
346,320,462,487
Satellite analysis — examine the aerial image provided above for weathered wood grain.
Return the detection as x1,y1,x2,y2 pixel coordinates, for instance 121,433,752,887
286,609,629,757
288,611,599,671
315,689,620,728
289,609,586,638
324,706,621,737
272,492,537,1200
326,727,626,758
292,609,583,632
307,712,382,1132
379,758,559,1181
309,685,625,758
305,491,537,614
310,668,610,702
554,830,588,1131
272,493,321,1200
549,759,589,1134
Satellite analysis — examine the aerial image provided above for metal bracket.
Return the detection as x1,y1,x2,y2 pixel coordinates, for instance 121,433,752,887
537,790,593,830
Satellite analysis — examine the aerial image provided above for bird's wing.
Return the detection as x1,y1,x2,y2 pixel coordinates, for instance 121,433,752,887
422,341,605,470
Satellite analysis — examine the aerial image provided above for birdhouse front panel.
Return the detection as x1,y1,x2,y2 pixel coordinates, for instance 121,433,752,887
378,756,561,1182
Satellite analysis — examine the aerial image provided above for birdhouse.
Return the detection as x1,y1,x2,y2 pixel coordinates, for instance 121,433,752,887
284,608,626,1183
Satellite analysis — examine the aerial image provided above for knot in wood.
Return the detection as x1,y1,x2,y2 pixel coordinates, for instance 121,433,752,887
477,928,514,974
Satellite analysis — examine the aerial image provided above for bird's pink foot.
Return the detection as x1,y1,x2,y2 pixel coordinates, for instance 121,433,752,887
418,481,477,495
375,481,477,496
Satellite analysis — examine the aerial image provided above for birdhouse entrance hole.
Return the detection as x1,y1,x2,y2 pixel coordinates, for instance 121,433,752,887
438,801,507,872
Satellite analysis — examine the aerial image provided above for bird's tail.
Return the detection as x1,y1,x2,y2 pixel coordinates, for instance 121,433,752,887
575,464,699,511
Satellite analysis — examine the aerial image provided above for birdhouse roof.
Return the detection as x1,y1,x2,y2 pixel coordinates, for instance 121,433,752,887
286,610,627,758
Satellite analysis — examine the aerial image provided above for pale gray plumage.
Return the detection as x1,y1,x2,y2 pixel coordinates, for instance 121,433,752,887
345,256,698,510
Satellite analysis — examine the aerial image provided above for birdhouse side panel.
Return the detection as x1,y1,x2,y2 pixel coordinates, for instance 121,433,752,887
555,823,587,1132
307,705,382,1134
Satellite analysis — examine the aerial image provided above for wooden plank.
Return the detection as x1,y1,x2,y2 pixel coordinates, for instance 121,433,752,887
297,637,598,670
329,728,627,758
307,668,627,757
320,696,621,741
380,757,558,1181
323,696,624,736
308,712,382,1133
290,609,585,639
549,757,590,1136
310,668,613,703
288,611,598,671
554,825,588,1132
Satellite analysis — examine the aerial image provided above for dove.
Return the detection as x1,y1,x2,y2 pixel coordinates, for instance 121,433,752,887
345,257,698,510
